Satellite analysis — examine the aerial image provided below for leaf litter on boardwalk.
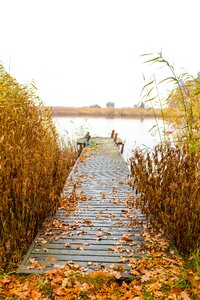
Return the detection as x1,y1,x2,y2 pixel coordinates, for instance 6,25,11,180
2,148,199,299
0,252,199,299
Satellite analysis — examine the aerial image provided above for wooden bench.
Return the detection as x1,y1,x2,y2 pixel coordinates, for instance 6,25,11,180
77,134,91,156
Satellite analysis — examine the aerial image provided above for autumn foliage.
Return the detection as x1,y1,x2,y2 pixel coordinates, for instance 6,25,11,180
0,247,199,299
130,144,200,256
164,77,200,150
0,58,199,298
130,54,200,258
0,65,77,269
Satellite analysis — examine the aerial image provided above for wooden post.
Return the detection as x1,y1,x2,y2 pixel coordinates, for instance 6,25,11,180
121,143,125,154
111,130,115,138
114,133,118,143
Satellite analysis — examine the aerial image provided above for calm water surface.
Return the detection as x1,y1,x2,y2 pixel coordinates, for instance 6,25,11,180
53,116,164,161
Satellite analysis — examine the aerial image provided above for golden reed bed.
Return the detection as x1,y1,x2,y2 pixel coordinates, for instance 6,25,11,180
49,106,161,118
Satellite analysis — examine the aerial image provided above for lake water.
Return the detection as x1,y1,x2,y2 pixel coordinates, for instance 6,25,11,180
53,116,164,162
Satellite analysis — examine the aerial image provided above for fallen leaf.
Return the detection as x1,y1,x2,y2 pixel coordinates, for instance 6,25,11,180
141,272,151,282
27,258,46,270
76,230,86,235
113,265,125,272
101,192,106,199
45,257,58,261
121,234,133,242
77,244,84,250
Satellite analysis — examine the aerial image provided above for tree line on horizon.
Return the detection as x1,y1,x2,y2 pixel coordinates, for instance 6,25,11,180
50,101,146,109
89,101,146,108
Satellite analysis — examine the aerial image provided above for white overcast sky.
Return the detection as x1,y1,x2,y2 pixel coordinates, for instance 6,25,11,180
0,0,199,107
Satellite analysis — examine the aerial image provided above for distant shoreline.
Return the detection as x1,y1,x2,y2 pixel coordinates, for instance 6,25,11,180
49,106,161,118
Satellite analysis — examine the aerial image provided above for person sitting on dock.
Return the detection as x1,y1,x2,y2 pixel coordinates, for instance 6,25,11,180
84,132,92,146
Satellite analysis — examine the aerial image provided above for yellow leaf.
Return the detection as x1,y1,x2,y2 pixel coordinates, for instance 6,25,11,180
45,257,58,261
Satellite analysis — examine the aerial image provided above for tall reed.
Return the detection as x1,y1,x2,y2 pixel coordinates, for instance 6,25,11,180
129,53,200,257
141,52,200,150
130,144,200,255
0,65,77,269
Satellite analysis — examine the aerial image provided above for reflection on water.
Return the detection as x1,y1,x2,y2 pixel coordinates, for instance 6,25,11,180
53,116,164,161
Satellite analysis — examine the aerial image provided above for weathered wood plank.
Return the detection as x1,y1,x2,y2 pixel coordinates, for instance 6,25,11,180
40,227,144,234
34,244,138,250
32,249,124,257
34,237,145,245
18,261,131,275
35,236,145,244
28,254,124,263
17,137,147,276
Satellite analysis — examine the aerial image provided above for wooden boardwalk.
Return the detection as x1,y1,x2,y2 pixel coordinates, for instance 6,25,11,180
17,137,148,276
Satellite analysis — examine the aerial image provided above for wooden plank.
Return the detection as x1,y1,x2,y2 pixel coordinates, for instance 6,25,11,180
27,254,124,263
55,212,146,219
17,136,148,276
32,249,124,257
18,261,131,275
36,237,145,244
34,244,138,250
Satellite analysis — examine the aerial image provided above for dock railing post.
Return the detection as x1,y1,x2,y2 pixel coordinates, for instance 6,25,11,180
121,143,124,154
111,130,125,154
114,133,118,143
111,130,115,138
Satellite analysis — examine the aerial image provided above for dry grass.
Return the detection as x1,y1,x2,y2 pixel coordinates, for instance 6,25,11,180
130,143,200,256
0,65,77,270
133,53,200,260
50,106,161,118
